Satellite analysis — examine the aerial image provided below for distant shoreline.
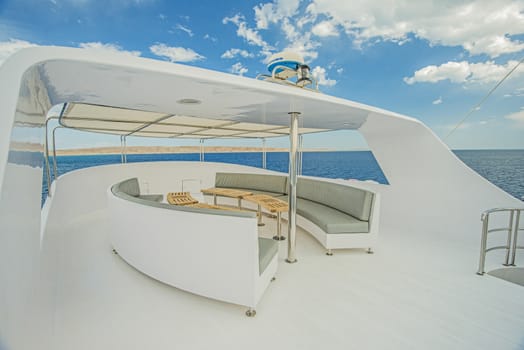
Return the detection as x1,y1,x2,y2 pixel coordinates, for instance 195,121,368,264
53,146,348,156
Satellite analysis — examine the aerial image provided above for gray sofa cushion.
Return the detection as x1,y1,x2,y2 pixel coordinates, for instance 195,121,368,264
118,177,140,197
296,178,374,222
112,182,256,218
258,237,278,275
215,173,287,195
279,196,369,234
138,194,164,202
115,177,163,202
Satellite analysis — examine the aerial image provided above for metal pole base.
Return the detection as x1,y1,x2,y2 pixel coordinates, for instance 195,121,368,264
476,272,485,276
245,309,256,317
271,277,276,282
112,249,118,255
258,223,266,227
367,248,374,254
326,250,333,256
502,263,516,266
273,235,286,241
285,258,298,264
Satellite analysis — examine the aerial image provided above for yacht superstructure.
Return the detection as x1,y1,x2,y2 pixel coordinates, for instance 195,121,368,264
0,47,523,349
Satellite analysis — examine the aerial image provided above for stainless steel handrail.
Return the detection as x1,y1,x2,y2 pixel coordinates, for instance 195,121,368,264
477,207,523,275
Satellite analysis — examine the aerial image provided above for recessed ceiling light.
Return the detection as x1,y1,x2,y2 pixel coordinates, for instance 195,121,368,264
177,98,202,105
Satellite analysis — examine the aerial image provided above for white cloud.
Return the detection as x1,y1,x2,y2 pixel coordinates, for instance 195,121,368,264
158,13,166,20
311,66,336,86
281,17,299,41
221,48,254,59
432,97,443,105
505,109,524,126
254,3,274,29
176,24,193,37
223,14,272,49
230,62,248,76
204,34,217,42
284,36,320,61
79,42,141,57
503,87,524,98
336,67,344,74
310,0,524,57
297,3,318,29
311,20,339,37
0,39,38,66
149,43,204,62
223,14,275,62
404,59,524,85
254,0,301,30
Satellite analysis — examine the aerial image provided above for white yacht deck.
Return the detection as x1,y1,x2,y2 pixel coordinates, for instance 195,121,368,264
39,165,524,350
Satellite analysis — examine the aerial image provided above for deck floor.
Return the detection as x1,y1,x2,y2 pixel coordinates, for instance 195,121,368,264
42,209,524,350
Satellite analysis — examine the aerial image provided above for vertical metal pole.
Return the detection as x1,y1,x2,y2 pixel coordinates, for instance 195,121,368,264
199,139,205,162
503,210,515,266
52,126,62,181
298,134,303,176
510,209,520,266
123,136,127,163
44,119,52,197
477,213,489,275
286,112,300,264
120,136,124,164
262,138,267,169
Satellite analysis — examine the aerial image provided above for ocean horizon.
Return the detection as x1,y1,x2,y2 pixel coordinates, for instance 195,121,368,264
42,150,524,203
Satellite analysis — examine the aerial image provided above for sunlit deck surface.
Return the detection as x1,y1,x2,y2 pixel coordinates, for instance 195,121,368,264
44,205,524,350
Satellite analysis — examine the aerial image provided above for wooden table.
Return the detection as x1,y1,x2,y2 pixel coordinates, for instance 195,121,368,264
188,202,244,211
200,187,253,209
166,192,199,206
244,194,288,240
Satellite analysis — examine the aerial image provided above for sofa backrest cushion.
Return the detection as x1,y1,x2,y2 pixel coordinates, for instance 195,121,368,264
111,180,256,218
296,178,374,221
117,177,140,197
215,172,287,194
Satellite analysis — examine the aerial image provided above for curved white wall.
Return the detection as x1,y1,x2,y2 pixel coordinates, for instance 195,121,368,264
108,191,261,307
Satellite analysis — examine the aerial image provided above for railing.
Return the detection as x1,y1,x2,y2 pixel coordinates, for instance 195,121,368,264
477,208,524,275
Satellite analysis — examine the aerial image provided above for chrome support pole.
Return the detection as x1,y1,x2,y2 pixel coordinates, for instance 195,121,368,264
477,213,489,275
262,138,267,169
199,139,205,162
123,136,127,163
257,204,265,226
503,210,515,266
51,126,64,181
44,118,53,197
298,134,303,176
286,112,300,264
120,136,124,164
273,211,285,241
510,210,521,266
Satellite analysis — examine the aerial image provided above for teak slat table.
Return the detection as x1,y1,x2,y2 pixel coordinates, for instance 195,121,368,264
244,194,288,241
166,192,199,206
200,188,253,209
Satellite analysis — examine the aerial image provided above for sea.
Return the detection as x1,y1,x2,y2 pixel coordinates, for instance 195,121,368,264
41,150,524,203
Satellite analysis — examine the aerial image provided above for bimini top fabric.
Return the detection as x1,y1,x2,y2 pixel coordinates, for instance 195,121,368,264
59,102,330,139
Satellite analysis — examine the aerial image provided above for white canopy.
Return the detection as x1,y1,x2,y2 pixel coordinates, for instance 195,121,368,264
59,102,329,139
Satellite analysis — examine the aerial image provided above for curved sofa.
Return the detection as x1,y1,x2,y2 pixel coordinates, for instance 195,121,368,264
108,178,278,311
213,172,380,254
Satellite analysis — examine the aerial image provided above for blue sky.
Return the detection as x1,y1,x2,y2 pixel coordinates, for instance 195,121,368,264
1,0,523,150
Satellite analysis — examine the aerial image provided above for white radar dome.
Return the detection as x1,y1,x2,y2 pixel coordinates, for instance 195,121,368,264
267,52,305,78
